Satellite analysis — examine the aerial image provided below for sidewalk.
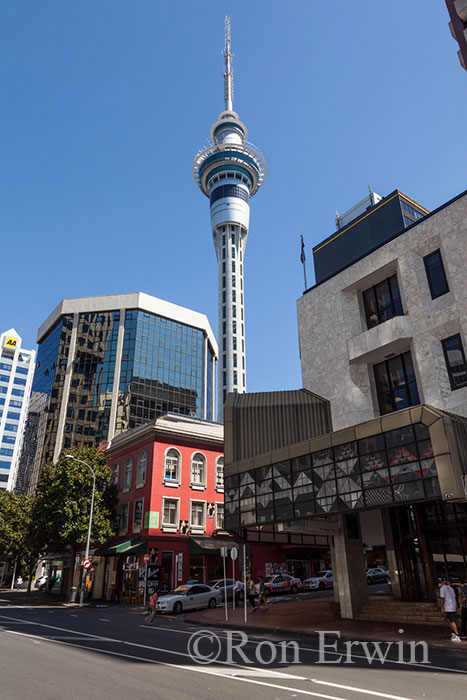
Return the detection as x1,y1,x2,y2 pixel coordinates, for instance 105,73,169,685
186,598,467,653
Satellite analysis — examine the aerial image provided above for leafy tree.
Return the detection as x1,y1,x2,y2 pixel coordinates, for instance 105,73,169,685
33,444,117,555
0,491,42,591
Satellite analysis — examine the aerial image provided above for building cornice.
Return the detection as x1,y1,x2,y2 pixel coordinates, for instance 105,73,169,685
107,414,224,455
36,292,218,357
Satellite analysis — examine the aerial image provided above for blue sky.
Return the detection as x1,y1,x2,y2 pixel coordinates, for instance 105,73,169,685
1,1,466,395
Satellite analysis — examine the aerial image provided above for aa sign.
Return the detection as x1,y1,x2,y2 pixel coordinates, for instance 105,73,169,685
3,337,17,350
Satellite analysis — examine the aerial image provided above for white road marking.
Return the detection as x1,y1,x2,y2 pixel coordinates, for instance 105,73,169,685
70,614,79,617
99,618,109,622
3,629,385,700
138,624,467,676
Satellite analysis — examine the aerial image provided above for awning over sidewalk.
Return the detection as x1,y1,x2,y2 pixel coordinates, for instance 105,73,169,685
188,536,236,556
95,536,147,556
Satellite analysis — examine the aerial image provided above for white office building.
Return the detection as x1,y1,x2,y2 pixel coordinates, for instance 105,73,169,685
0,329,35,490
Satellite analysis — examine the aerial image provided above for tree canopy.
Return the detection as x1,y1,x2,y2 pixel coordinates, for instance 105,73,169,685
0,490,36,563
32,444,117,552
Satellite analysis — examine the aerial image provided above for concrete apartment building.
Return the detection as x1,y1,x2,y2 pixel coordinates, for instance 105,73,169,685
224,187,467,621
298,189,467,431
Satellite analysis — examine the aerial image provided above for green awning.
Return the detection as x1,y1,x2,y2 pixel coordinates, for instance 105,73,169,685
188,536,236,556
95,536,147,556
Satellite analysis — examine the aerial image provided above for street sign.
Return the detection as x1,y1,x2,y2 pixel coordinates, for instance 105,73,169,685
82,559,91,569
220,546,228,558
143,554,150,563
230,547,238,561
146,564,160,597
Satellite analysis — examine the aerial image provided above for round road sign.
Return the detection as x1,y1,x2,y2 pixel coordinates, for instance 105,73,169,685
143,554,150,563
230,547,238,561
82,559,91,569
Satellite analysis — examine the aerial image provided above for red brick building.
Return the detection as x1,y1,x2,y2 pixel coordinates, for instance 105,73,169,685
90,414,234,601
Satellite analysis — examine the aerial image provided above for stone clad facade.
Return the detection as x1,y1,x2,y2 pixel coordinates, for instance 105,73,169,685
298,191,467,431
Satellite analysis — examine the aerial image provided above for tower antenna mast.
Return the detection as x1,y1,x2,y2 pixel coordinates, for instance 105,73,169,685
224,15,234,111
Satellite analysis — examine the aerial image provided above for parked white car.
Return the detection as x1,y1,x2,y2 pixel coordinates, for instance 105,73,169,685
156,584,221,614
303,570,333,590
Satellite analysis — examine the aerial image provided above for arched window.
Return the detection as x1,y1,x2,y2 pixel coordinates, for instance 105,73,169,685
123,457,133,489
137,450,147,485
111,462,120,487
215,456,224,491
164,448,180,485
191,452,206,489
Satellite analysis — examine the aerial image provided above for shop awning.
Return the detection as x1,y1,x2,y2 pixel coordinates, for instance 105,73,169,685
188,536,236,556
95,536,147,556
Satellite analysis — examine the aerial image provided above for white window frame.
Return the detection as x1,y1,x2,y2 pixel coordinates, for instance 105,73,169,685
215,502,224,531
215,456,224,492
123,457,133,492
190,452,206,490
136,450,147,488
189,500,206,534
119,502,129,535
133,497,144,533
161,497,180,533
163,447,181,487
111,462,120,488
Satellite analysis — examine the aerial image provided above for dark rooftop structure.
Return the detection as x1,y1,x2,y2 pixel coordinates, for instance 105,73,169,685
312,190,429,285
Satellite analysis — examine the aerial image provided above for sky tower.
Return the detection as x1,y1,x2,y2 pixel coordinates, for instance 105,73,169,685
193,17,266,420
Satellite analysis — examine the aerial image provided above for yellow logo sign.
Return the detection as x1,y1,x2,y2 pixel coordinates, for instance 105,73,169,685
4,337,17,349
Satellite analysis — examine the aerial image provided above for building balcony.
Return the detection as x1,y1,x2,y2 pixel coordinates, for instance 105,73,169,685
454,0,467,22
348,314,413,365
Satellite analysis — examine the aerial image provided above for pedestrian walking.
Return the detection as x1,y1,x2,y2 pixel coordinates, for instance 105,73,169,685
234,578,244,603
15,576,23,591
248,578,257,612
145,590,158,625
257,575,269,611
440,578,461,643
459,577,467,639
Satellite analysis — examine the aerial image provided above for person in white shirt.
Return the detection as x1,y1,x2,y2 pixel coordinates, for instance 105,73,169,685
440,578,461,643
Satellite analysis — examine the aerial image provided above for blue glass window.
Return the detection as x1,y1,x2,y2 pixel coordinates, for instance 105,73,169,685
0,375,10,383
0,448,13,457
2,436,15,444
7,412,20,420
11,389,24,397
0,387,7,394
9,400,22,408
16,367,29,375
4,423,18,432
0,363,11,371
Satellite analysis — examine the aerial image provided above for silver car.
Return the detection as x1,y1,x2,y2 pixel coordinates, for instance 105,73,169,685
156,584,221,614
208,578,245,601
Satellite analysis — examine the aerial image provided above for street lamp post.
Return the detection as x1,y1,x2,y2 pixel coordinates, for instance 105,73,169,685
65,455,96,607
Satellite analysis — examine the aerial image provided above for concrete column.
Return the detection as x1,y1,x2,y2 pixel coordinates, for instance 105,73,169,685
331,513,368,619
381,508,402,598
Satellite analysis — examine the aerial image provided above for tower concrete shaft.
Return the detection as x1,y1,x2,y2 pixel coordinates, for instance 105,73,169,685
193,17,266,420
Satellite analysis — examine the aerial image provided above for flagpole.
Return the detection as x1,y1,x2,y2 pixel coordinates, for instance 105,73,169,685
300,235,308,290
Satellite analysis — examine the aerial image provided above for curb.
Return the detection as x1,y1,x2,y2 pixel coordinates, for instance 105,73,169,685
182,615,467,655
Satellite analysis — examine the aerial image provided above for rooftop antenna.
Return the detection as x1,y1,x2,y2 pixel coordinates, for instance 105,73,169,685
368,184,374,206
224,15,234,111
335,209,340,230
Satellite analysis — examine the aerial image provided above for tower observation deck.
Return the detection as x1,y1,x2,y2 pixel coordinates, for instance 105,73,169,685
193,16,266,420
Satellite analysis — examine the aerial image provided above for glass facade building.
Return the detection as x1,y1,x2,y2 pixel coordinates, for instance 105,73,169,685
18,294,217,493
0,329,35,490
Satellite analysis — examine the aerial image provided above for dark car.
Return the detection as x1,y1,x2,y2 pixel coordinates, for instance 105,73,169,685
366,567,390,585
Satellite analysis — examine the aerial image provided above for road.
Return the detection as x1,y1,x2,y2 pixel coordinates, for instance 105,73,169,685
0,601,466,700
